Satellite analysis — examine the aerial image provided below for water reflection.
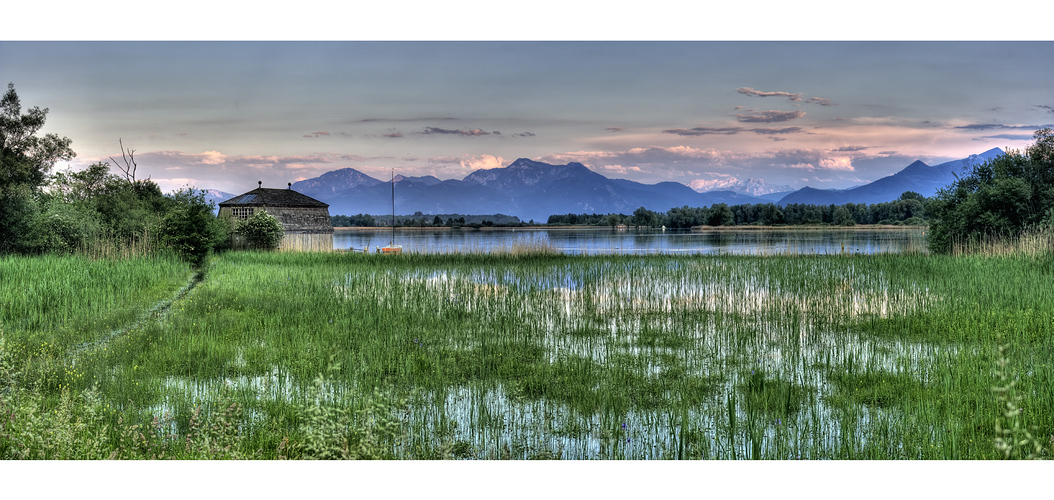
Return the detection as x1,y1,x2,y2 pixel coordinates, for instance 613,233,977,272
334,227,928,255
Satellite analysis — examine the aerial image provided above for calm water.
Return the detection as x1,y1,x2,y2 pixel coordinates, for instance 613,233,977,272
334,227,928,255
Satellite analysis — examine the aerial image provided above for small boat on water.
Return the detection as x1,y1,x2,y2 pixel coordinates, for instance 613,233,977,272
378,169,403,254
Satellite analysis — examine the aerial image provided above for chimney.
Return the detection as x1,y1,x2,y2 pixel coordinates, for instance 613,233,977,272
288,182,292,190
258,181,262,189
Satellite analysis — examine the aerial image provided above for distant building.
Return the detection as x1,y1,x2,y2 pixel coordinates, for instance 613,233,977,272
217,182,333,251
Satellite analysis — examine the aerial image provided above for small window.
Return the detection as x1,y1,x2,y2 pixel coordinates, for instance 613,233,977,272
232,207,255,220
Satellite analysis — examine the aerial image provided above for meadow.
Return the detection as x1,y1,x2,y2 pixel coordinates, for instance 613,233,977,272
1,249,1052,459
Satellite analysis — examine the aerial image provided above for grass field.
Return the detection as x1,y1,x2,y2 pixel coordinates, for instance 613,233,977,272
2,250,1052,459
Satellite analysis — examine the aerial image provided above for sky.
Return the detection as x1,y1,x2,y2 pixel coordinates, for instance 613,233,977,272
3,7,1054,197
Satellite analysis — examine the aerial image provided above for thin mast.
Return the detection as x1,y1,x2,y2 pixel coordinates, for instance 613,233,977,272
391,169,395,245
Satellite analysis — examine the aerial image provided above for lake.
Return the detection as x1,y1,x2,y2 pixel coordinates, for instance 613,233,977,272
334,226,929,255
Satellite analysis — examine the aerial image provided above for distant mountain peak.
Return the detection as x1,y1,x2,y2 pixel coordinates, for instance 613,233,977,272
290,167,381,198
689,177,793,196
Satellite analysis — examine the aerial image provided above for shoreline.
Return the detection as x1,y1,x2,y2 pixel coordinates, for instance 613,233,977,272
333,224,927,231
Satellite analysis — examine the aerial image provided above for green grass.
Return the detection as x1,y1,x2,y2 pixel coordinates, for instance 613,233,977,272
2,249,1053,459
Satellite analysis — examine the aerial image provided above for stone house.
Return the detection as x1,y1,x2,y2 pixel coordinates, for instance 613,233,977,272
217,182,333,251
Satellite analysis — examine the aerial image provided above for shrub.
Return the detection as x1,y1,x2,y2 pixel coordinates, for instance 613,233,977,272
236,210,284,250
156,188,218,267
32,202,102,254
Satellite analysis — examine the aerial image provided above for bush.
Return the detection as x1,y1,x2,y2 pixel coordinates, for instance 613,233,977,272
236,210,284,250
0,185,39,254
31,202,102,254
156,188,218,267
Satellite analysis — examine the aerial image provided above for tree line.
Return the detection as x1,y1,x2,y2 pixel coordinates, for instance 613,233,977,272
546,192,928,228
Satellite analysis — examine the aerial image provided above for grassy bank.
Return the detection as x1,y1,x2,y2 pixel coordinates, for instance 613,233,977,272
2,250,1052,459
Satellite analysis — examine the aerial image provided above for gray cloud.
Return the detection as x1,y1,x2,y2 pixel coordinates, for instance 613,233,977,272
737,87,834,106
420,126,493,136
304,131,330,138
750,127,803,135
383,132,404,138
737,87,803,101
361,117,458,122
513,132,536,137
663,127,743,136
605,127,623,132
427,156,461,166
831,146,869,152
954,123,1051,131
976,134,1035,141
736,110,806,123
663,126,803,136
337,154,393,162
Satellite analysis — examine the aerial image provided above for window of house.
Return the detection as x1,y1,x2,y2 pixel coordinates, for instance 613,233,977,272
232,207,255,220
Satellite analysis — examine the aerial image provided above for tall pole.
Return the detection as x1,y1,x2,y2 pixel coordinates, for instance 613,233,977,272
391,169,396,245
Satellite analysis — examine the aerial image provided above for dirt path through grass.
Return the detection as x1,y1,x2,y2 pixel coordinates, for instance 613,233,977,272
66,269,206,361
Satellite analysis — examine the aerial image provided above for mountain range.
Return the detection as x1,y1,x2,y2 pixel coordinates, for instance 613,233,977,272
209,148,1004,220
290,158,765,222
776,148,1004,206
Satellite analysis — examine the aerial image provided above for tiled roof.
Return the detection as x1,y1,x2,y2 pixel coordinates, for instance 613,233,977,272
218,188,328,208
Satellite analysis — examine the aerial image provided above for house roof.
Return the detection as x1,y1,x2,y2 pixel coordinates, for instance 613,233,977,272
218,188,329,208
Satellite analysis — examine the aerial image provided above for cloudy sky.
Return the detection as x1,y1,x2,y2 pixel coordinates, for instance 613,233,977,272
3,13,1053,196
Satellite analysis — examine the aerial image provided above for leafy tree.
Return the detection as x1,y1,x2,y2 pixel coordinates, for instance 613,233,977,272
1,83,75,189
833,205,855,226
632,206,661,228
157,188,220,267
928,129,1054,253
235,209,284,250
49,162,112,203
1,83,75,254
706,203,734,226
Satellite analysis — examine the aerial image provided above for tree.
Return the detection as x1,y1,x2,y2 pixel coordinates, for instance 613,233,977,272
928,129,1054,253
157,188,220,267
236,209,284,250
50,162,112,203
833,205,855,226
706,203,734,226
1,83,75,254
1,83,75,189
632,207,660,228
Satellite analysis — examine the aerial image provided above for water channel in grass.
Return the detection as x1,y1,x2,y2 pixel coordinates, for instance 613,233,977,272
333,226,928,255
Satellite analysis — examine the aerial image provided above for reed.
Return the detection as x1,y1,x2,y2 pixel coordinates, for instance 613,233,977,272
2,250,1052,459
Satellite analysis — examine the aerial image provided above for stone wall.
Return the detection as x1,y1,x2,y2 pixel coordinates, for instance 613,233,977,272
219,205,334,252
264,207,334,233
